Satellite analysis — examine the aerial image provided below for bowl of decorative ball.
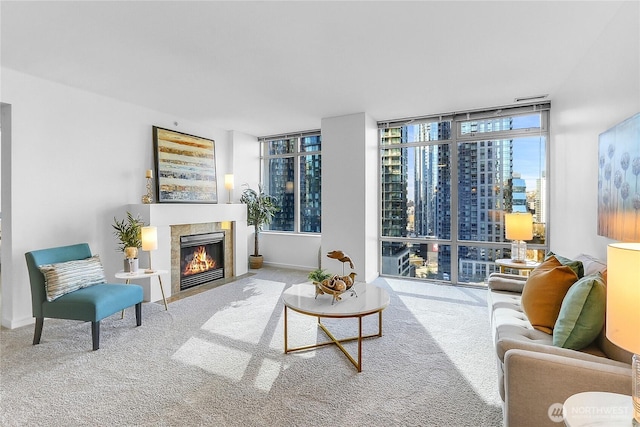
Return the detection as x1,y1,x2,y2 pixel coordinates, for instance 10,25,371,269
314,272,357,304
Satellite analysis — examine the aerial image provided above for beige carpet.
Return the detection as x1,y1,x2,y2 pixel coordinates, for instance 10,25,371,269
0,267,502,426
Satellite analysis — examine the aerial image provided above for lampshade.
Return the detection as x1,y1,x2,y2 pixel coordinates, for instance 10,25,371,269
606,242,640,354
224,174,234,190
505,213,533,241
141,226,158,251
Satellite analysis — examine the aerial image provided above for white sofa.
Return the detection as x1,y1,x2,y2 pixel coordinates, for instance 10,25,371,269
487,254,633,427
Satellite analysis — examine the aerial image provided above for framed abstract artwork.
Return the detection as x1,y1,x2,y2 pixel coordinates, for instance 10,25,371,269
152,126,218,203
597,112,640,241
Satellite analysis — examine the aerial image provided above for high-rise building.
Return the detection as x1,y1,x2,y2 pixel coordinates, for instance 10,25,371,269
381,127,410,276
453,118,514,281
266,136,322,232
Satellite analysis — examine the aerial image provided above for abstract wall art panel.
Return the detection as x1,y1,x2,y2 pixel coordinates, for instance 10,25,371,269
598,112,640,241
153,126,218,203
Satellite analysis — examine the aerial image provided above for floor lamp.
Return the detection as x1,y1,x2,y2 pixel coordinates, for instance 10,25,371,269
606,243,640,426
141,226,158,274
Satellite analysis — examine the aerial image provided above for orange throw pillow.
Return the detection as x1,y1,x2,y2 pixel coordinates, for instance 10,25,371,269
521,256,579,334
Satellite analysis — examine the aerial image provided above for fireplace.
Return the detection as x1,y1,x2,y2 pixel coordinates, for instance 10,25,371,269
179,231,225,291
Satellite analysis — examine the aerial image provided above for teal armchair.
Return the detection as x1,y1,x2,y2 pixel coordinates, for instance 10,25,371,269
25,243,143,350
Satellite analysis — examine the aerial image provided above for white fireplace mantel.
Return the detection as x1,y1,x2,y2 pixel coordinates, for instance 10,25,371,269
126,203,248,302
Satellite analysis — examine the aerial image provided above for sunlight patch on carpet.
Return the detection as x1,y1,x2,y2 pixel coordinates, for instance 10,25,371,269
269,306,323,359
172,336,252,381
254,358,282,392
201,279,286,344
386,278,498,406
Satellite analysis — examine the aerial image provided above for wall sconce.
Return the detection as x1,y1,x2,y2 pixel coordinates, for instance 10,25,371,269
141,226,158,273
505,212,533,263
224,174,234,204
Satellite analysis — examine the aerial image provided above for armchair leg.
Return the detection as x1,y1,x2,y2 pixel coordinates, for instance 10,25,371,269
33,318,44,345
135,302,142,327
91,321,100,351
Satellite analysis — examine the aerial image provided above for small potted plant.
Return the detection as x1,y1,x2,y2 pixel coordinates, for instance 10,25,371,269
112,211,146,272
240,183,280,269
308,268,332,284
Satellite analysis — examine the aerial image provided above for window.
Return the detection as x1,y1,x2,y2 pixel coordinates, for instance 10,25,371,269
261,132,322,233
379,104,549,285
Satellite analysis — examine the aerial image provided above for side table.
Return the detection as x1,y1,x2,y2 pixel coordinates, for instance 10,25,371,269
563,391,634,426
495,258,540,275
115,269,169,311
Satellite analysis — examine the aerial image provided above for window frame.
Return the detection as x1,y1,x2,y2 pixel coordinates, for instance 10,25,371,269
260,130,322,234
378,103,550,285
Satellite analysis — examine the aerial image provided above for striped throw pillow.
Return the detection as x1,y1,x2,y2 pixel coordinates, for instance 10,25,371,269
39,255,106,301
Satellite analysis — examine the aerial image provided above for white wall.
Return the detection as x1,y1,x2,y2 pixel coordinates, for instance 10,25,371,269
229,129,261,269
1,69,238,328
550,1,639,260
321,112,379,282
261,232,321,271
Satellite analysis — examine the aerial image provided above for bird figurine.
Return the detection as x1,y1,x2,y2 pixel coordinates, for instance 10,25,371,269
327,250,354,270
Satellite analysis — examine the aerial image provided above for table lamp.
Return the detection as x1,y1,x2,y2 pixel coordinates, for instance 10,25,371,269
606,242,640,426
505,212,533,263
141,226,158,274
224,174,234,204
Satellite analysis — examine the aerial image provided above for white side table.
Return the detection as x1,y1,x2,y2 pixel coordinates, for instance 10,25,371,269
115,269,169,311
563,391,634,426
495,258,540,275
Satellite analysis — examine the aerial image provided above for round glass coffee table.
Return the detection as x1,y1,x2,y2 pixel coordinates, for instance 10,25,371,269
282,282,390,372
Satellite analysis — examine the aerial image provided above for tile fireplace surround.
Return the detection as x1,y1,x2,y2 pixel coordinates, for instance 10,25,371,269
126,204,248,303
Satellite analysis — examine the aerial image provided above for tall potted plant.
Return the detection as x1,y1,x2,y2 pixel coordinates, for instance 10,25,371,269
240,184,280,269
112,211,146,272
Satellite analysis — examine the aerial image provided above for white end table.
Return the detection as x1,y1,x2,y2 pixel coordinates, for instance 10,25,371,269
282,282,390,372
563,391,634,426
115,269,169,311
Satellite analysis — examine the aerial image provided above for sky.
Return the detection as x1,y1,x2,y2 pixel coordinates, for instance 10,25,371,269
400,114,545,202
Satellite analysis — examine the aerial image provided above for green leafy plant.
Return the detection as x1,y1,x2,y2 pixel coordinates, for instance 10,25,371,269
112,211,146,252
240,184,280,257
308,268,332,283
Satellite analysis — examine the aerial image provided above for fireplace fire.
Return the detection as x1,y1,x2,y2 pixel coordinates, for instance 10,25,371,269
180,232,225,290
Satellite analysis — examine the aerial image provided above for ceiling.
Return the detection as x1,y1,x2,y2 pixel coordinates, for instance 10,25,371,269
0,1,625,137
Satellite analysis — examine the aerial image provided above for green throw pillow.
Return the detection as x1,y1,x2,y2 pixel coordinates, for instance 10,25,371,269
39,255,106,301
553,273,606,350
545,251,584,278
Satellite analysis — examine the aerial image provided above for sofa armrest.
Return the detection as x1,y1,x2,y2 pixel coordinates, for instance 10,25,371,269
487,273,527,293
503,349,632,427
496,337,633,367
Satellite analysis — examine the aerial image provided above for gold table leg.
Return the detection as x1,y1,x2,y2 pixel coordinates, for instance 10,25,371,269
157,275,168,311
283,307,383,372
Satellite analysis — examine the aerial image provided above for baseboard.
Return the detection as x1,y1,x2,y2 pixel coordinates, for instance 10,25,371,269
1,315,34,330
261,261,314,272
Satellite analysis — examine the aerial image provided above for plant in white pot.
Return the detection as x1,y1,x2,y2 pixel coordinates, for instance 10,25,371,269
112,211,146,272
240,184,280,269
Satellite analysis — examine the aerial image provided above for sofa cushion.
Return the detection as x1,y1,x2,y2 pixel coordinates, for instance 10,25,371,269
545,251,584,278
39,255,106,301
574,253,607,279
553,273,606,350
521,255,579,334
